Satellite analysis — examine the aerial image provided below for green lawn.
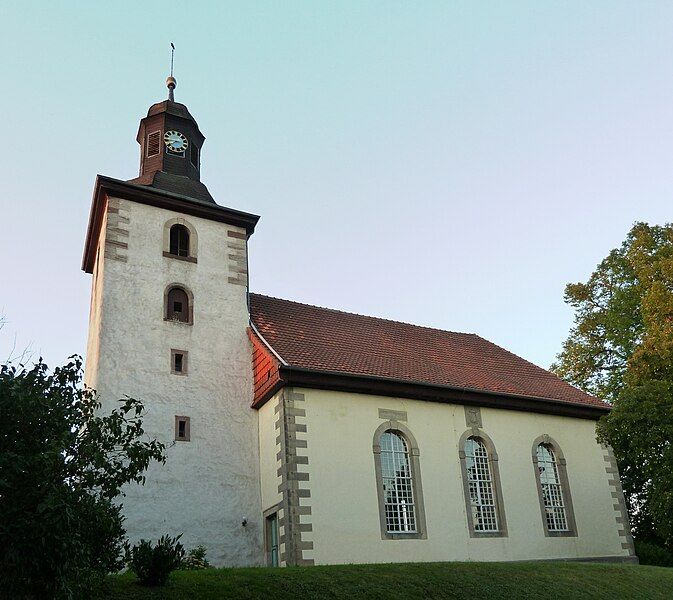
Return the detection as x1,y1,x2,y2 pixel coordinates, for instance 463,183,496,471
97,561,672,599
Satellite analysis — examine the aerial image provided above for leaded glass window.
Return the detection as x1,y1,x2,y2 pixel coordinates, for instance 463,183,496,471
464,437,499,532
536,444,568,532
380,431,417,533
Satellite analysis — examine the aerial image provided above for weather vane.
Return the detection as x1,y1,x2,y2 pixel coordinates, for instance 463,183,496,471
167,42,176,102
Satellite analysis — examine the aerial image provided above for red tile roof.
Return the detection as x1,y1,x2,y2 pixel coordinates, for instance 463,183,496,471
249,294,608,411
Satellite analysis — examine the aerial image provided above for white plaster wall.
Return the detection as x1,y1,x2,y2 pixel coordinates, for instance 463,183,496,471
299,388,628,565
84,197,263,566
84,221,106,392
258,393,282,513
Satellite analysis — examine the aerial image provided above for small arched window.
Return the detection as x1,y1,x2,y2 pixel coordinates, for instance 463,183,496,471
166,287,190,323
532,437,577,537
169,224,190,257
459,431,507,537
373,421,427,540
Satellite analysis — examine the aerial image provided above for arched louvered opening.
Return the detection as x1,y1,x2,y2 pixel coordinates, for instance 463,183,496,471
166,286,191,323
169,224,190,257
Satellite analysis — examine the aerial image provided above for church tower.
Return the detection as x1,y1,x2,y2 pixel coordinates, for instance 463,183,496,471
82,75,263,566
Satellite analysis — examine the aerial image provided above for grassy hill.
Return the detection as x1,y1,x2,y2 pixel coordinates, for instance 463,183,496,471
98,561,672,599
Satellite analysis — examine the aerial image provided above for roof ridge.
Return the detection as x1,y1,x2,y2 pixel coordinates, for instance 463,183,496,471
249,292,478,338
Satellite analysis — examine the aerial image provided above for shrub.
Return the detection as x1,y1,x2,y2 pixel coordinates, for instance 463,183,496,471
635,540,673,567
128,535,185,586
181,545,211,570
0,357,165,599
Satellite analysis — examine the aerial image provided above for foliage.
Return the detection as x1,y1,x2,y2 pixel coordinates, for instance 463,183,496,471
127,535,185,586
552,223,664,402
181,545,211,570
99,562,672,600
596,381,673,546
0,356,165,599
553,222,673,546
635,540,673,568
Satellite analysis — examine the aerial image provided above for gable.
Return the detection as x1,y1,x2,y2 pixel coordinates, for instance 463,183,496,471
248,327,283,405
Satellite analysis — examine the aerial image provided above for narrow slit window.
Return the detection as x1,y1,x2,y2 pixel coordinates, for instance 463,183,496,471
190,144,199,168
175,416,190,441
171,349,188,375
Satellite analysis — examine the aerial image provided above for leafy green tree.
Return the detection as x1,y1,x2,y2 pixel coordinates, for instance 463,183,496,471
554,222,673,546
0,356,165,599
596,381,673,545
551,229,642,402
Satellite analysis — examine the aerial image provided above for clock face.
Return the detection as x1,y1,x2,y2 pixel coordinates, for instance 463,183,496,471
164,130,188,154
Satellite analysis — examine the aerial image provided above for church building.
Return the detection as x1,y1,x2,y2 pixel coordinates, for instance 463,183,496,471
82,77,636,567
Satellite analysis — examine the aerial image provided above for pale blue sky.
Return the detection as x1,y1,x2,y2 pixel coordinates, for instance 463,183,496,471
1,2,672,372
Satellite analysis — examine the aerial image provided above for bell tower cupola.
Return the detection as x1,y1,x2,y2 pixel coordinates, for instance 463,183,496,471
129,73,214,203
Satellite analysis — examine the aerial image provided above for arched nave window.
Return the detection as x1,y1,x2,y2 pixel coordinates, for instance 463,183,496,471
372,421,427,540
458,430,507,537
532,436,577,537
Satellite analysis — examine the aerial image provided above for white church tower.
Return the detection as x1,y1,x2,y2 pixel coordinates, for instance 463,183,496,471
81,74,264,565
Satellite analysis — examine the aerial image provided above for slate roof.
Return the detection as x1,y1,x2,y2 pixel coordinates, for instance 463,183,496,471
249,293,607,410
127,171,215,203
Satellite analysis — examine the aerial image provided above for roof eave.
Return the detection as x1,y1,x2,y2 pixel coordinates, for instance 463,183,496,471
252,365,609,420
81,175,260,273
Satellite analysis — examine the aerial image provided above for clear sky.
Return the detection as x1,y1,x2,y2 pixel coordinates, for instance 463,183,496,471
1,2,672,371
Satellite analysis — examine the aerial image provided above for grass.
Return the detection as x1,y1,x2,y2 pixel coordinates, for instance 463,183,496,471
97,561,673,599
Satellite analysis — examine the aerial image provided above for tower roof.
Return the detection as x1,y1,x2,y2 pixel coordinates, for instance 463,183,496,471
130,76,212,202
137,100,205,145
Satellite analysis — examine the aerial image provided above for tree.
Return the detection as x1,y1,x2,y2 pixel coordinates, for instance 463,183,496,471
596,381,673,545
0,356,165,599
553,222,673,546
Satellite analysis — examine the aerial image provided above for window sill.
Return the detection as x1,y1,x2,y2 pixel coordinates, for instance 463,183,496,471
163,318,193,326
383,531,426,540
163,251,197,264
470,530,508,538
545,530,577,538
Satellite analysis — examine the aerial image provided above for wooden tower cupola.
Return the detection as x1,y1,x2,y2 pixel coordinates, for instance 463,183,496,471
129,75,214,203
